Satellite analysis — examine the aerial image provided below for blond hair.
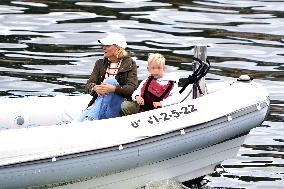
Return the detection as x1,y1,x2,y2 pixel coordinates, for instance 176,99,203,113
115,46,128,59
148,53,165,67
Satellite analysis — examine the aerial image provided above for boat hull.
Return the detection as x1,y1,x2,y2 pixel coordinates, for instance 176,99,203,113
0,103,269,189
48,135,247,189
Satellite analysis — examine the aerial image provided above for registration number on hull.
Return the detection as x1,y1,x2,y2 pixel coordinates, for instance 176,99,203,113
131,104,197,128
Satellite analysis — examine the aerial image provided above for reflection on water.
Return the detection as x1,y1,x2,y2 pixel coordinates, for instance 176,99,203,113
0,0,283,188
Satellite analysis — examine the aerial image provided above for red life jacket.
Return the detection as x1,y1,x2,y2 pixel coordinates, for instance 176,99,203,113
140,76,174,111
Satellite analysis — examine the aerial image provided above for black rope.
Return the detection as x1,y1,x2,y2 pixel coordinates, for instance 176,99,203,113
179,57,210,94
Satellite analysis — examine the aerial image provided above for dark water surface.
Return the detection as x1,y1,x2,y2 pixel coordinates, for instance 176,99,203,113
0,0,283,188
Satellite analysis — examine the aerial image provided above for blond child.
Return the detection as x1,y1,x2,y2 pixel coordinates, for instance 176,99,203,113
120,53,179,115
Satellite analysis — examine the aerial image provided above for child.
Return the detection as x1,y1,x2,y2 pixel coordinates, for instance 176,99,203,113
131,53,179,112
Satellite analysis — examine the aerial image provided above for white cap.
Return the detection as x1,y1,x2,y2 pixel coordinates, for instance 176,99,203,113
98,33,127,49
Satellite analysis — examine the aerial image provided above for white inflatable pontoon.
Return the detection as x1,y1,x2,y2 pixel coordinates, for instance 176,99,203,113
0,74,269,189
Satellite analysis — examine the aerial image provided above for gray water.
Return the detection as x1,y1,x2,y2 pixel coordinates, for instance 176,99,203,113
0,0,283,188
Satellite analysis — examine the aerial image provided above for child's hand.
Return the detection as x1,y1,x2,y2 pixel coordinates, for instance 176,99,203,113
153,102,162,108
136,96,144,105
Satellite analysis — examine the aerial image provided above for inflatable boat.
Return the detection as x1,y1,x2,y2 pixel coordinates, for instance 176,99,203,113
0,72,269,188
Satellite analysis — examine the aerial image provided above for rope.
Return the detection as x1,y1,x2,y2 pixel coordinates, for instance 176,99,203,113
179,57,210,94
